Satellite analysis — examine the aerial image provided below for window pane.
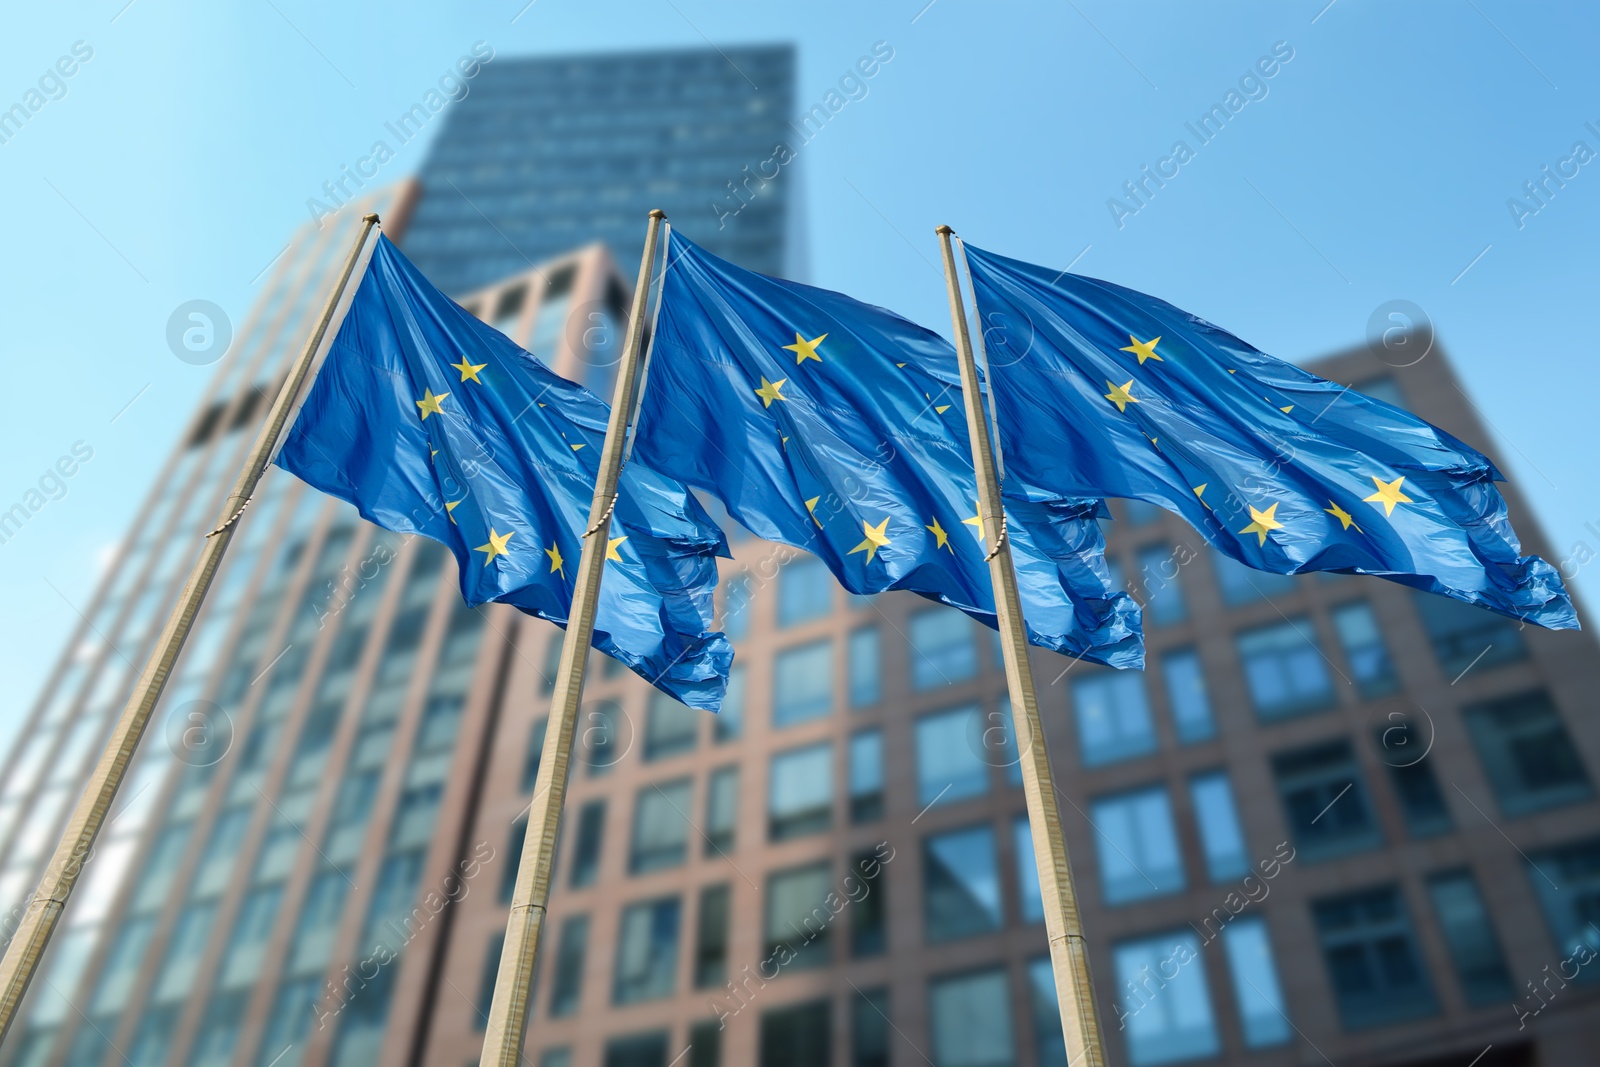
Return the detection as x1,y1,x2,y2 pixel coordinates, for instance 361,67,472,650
1211,550,1296,605
929,969,1016,1067
909,607,977,691
1427,871,1513,1005
1413,590,1526,678
774,640,833,727
549,915,588,1017
722,577,752,641
1272,740,1381,860
1236,619,1334,720
924,825,1002,941
569,800,605,888
1312,885,1437,1028
688,1020,721,1067
1221,918,1291,1047
604,1031,670,1067
1137,544,1187,626
1122,498,1164,526
778,555,833,626
1463,689,1591,816
1091,786,1185,904
765,862,833,969
1374,730,1451,838
645,692,699,761
694,884,730,989
1160,649,1214,744
583,699,622,776
915,704,988,807
1072,672,1155,767
1014,817,1043,925
706,766,738,856
1526,837,1600,967
1332,602,1398,697
759,999,830,1067
613,898,681,1004
1112,931,1220,1066
849,730,885,823
1027,957,1067,1067
851,848,888,958
851,986,890,1067
849,627,881,708
522,716,549,791
630,779,691,874
1189,772,1248,882
474,932,504,1029
769,743,832,841
715,665,745,743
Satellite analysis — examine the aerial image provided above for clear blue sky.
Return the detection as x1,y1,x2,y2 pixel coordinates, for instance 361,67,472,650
2,0,1596,759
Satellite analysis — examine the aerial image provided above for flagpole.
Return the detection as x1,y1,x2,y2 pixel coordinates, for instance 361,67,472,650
935,225,1108,1067
0,212,382,1047
478,208,666,1067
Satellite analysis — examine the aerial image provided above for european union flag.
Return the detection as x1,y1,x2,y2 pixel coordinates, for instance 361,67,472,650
962,242,1576,629
632,232,1142,668
275,235,734,709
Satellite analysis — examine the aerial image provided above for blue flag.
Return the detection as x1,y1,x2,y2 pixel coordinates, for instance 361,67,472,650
962,242,1576,630
275,235,734,709
632,232,1142,668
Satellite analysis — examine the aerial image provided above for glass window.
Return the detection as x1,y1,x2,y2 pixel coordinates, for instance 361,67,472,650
928,969,1016,1067
1221,918,1291,1047
1028,957,1067,1067
849,730,885,823
189,990,248,1066
759,999,830,1067
1091,786,1185,904
1113,930,1220,1065
569,800,604,888
694,884,731,989
583,699,622,776
1331,602,1397,697
258,978,318,1067
630,779,691,874
543,1049,573,1067
1189,772,1249,882
777,555,833,626
1525,836,1600,965
773,640,833,727
688,1020,720,1067
769,743,832,841
915,704,988,807
850,848,888,958
645,692,699,761
1014,817,1043,925
1211,550,1296,605
924,825,1002,942
522,716,549,792
1071,672,1156,767
715,665,745,743
722,576,752,641
1462,690,1591,816
848,627,881,708
549,915,588,1018
1160,649,1214,744
613,897,681,1004
604,1031,669,1067
1374,732,1452,838
539,634,561,697
1427,870,1512,1005
1137,544,1187,625
220,885,282,988
1413,590,1526,679
765,862,833,969
705,766,738,855
1236,619,1335,720
1272,739,1381,861
1312,885,1438,1029
909,608,977,690
851,986,891,1067
1122,498,1164,526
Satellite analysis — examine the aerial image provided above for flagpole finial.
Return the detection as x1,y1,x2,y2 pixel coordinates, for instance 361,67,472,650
935,224,954,236
363,213,380,223
649,208,667,220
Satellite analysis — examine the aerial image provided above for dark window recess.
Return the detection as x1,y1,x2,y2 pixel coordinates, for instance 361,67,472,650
1375,730,1453,838
523,716,550,792
1272,739,1382,861
850,986,890,1067
603,1031,669,1067
1413,591,1527,678
492,284,528,325
187,400,228,448
605,276,629,324
568,800,605,889
1313,884,1437,1030
500,816,527,905
1463,690,1592,816
850,849,887,958
548,914,589,1018
759,999,831,1067
545,265,576,301
688,1020,722,1067
474,932,505,1030
1427,871,1513,1006
539,637,561,697
694,884,731,989
228,382,271,430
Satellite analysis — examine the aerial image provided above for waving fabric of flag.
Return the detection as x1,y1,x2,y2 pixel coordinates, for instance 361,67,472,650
631,231,1143,668
275,235,734,709
962,242,1576,630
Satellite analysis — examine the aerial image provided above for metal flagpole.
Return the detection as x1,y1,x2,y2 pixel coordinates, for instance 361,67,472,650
0,212,383,1047
935,225,1108,1067
478,208,667,1067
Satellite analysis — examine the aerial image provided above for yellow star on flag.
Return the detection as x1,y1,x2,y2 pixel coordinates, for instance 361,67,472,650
926,516,952,551
1363,476,1413,517
415,388,449,420
805,496,823,529
451,357,487,383
924,392,951,415
1104,379,1139,413
474,527,513,562
1325,501,1362,532
1238,502,1284,546
545,542,566,577
1120,335,1162,364
963,502,986,543
754,376,788,407
849,517,892,564
782,332,827,364
606,536,627,563
1193,484,1209,509
445,499,463,524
